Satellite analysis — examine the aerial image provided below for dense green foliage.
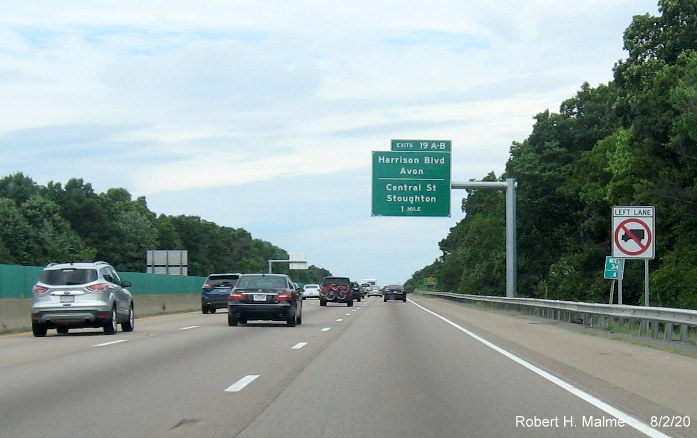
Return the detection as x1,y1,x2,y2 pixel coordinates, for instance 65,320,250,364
0,174,331,284
406,0,697,309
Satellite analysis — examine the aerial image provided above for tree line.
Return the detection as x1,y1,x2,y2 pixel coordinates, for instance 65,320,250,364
0,174,331,284
406,0,697,310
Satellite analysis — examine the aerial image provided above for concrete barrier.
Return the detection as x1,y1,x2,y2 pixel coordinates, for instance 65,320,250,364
0,294,201,334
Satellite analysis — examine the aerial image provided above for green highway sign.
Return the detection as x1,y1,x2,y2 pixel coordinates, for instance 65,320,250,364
372,151,451,217
423,276,439,286
391,139,451,152
604,256,625,280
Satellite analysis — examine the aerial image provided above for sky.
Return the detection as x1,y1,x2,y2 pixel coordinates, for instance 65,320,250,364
1,1,660,286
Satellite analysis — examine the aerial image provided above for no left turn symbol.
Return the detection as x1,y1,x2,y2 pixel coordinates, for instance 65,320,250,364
614,218,652,257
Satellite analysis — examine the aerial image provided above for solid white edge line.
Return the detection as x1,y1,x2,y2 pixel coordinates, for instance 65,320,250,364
408,299,671,438
225,375,260,393
292,342,308,350
93,339,128,347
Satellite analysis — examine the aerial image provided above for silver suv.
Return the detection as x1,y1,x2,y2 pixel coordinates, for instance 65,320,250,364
31,261,135,337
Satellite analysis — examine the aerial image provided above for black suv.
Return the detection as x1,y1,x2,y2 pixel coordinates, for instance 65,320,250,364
320,276,353,307
202,273,241,314
383,284,406,302
227,274,302,326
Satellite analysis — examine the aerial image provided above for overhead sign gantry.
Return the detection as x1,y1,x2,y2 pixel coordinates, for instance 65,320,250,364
371,139,518,297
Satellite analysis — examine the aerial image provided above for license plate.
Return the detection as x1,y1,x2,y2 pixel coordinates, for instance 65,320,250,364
60,295,74,303
253,294,266,302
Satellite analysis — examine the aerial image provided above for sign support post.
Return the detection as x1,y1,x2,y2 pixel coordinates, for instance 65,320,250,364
645,260,650,307
451,178,517,298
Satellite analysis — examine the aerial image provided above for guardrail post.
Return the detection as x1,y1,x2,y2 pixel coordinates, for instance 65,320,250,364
665,323,674,341
680,324,689,342
600,316,608,329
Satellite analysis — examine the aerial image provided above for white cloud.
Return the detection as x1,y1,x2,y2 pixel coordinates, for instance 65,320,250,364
0,0,659,283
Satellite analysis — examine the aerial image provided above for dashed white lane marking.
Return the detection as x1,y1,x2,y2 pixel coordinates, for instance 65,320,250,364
225,375,260,393
292,342,308,350
180,326,199,330
321,327,331,332
93,340,128,347
336,319,343,322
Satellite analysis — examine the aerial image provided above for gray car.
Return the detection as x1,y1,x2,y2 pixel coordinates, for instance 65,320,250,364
31,261,135,337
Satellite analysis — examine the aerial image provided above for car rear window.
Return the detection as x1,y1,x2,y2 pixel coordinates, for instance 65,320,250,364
206,275,239,286
323,277,350,285
41,268,98,285
236,276,287,289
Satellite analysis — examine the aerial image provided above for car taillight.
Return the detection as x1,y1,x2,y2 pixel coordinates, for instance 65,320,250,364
276,291,293,301
230,291,245,300
32,285,49,295
86,283,110,293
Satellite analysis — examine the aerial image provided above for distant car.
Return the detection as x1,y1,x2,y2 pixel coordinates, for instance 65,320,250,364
320,276,353,307
302,284,321,299
367,286,382,297
202,273,241,314
31,261,135,337
227,273,303,326
383,284,406,302
350,281,362,302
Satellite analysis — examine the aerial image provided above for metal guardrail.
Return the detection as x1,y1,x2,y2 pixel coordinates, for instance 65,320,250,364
424,292,697,344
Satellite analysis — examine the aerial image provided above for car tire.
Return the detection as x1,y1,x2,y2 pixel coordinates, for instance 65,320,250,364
384,297,388,302
287,309,297,327
202,305,209,314
320,299,326,307
103,307,117,335
56,326,69,335
228,313,238,326
122,305,135,332
297,308,303,325
32,322,47,337
347,300,353,307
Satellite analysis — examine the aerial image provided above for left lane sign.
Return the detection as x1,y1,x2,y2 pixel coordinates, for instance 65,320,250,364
612,206,655,259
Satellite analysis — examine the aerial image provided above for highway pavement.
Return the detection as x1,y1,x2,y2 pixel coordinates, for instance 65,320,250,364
1,295,694,438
